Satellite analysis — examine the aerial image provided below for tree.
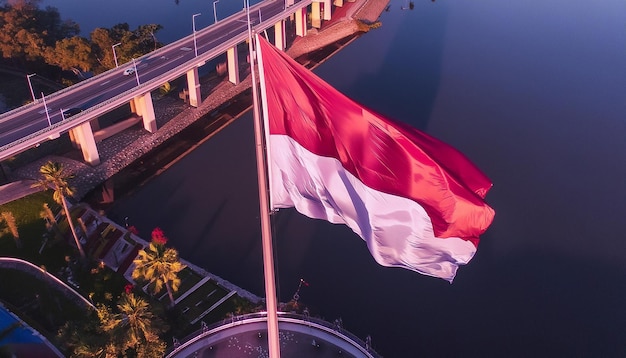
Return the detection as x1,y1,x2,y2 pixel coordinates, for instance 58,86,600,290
0,211,21,248
46,36,94,73
0,0,79,65
32,161,85,257
57,311,113,358
89,23,163,73
115,293,166,352
97,293,167,357
132,228,186,307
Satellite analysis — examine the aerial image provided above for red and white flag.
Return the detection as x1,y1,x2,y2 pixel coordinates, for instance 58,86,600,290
256,35,495,282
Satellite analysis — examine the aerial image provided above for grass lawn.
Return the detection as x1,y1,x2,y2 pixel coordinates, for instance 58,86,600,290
0,268,90,355
0,191,73,271
0,191,261,353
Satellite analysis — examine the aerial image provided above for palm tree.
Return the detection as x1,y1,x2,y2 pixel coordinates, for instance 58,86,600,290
115,293,165,351
96,293,166,356
32,161,85,257
0,211,21,248
132,238,186,307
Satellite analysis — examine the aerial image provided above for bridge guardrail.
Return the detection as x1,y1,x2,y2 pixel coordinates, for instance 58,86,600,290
164,311,382,357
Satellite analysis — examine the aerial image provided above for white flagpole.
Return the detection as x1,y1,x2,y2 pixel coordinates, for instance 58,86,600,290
245,3,281,358
255,35,274,210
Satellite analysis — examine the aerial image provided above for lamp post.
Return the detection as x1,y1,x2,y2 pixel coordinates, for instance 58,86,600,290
131,58,140,86
26,73,36,103
192,13,201,57
112,42,122,68
41,92,51,127
150,32,157,51
213,0,219,23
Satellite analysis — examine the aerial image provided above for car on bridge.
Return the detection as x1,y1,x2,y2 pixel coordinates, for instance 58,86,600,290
123,67,135,76
62,108,83,118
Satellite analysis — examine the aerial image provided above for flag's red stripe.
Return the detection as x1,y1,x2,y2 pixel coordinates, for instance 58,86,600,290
259,37,494,242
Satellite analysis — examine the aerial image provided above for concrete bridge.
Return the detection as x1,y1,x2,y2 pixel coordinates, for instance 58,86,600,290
0,0,345,165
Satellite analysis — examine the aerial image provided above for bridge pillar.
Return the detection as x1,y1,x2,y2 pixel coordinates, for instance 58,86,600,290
274,20,285,51
68,128,80,149
131,93,157,133
323,0,332,20
311,2,321,28
227,46,240,85
295,8,307,37
186,67,202,107
73,121,100,166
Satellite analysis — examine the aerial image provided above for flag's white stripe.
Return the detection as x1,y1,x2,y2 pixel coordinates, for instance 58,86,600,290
270,135,477,282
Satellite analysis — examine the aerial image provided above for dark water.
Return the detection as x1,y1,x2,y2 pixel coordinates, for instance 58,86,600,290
46,0,626,356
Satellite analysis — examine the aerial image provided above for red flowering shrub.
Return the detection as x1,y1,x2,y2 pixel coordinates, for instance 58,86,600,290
128,226,139,235
125,283,134,294
151,227,168,245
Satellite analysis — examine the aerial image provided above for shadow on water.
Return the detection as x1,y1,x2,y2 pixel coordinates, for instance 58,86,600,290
270,216,626,357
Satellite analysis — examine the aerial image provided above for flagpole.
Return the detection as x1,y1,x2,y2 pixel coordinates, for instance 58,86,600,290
246,3,281,357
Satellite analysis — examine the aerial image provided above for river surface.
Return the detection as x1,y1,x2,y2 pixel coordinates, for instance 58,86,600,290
44,0,626,357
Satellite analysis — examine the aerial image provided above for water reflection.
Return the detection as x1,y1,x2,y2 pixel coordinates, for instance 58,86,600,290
50,0,626,356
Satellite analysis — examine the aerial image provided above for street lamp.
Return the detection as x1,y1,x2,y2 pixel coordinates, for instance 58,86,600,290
150,32,157,51
26,73,36,103
131,58,140,86
192,13,201,57
41,92,51,127
112,42,122,68
213,0,219,23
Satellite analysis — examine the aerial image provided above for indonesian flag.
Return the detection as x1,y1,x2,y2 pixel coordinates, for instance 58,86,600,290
256,35,495,282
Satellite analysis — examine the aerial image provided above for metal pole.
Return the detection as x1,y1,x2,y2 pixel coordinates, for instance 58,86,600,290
213,0,219,23
132,58,140,86
26,74,36,103
246,6,281,357
112,42,121,68
192,13,201,57
41,92,51,127
151,32,157,51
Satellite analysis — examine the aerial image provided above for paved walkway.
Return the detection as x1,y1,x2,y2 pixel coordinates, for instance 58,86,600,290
0,179,39,205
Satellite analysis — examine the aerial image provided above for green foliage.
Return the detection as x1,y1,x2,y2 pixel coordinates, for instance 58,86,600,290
90,23,164,73
132,230,186,306
0,211,18,237
0,191,68,264
39,202,57,229
0,211,21,248
46,36,93,72
159,81,174,96
0,268,92,352
32,161,85,257
0,0,79,64
0,0,163,77
72,293,167,357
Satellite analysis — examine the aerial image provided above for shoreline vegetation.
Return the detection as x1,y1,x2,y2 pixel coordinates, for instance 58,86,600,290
0,0,391,355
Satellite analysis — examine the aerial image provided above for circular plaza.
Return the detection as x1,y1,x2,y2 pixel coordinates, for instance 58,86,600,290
166,312,382,358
